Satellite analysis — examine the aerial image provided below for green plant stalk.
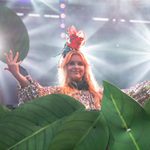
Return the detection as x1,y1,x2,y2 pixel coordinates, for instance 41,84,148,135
111,95,140,150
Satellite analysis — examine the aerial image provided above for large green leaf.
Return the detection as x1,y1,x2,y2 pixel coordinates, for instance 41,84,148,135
0,94,85,150
7,111,109,150
102,81,150,150
0,105,10,120
0,94,109,150
49,111,109,150
143,99,150,117
0,6,29,62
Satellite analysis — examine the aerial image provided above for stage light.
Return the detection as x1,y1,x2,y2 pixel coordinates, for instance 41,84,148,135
60,13,66,19
120,19,126,22
59,0,67,40
129,19,150,24
28,13,41,17
112,18,116,22
16,13,24,16
60,3,66,9
43,14,59,18
92,17,109,22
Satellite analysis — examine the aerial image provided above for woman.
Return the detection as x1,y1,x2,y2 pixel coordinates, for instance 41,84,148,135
5,26,150,110
5,26,103,110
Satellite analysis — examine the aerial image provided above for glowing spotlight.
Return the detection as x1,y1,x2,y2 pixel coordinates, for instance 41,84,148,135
120,19,126,22
112,18,116,22
92,17,109,22
28,13,41,17
43,14,59,18
129,19,150,24
60,13,66,19
16,13,24,16
60,3,66,9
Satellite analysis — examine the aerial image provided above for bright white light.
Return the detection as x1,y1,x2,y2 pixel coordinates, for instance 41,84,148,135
120,19,126,22
60,13,66,19
16,13,24,16
129,19,150,24
92,17,109,22
43,14,59,18
28,13,41,17
112,18,116,22
60,3,66,9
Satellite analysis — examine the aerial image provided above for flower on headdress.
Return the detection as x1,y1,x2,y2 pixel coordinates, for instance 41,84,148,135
66,25,86,50
62,26,86,58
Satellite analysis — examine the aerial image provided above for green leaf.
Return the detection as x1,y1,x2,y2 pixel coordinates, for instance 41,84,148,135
102,81,150,150
143,99,150,117
0,105,10,119
0,6,29,62
0,94,85,150
49,111,109,150
4,111,109,150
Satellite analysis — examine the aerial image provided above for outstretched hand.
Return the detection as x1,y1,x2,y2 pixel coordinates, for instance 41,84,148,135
4,50,22,78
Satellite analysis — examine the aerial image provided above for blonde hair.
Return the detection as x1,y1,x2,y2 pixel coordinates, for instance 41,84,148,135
58,50,102,108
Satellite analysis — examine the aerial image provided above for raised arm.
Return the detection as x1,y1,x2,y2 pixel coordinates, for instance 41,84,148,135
5,50,29,88
4,50,61,105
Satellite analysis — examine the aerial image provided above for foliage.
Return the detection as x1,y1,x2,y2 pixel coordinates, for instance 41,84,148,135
0,82,150,150
0,6,29,62
0,94,109,150
102,81,150,150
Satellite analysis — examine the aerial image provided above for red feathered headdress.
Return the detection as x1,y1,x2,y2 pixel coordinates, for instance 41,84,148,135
66,26,86,50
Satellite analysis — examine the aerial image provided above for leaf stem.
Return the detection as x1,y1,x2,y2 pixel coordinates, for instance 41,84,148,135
111,95,140,150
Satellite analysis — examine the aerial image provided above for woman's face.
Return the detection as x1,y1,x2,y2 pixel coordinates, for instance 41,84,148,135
66,54,85,82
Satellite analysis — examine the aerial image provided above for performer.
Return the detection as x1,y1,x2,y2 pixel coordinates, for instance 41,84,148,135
5,26,103,110
5,26,150,110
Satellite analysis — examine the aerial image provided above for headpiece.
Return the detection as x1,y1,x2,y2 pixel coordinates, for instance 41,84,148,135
62,26,86,58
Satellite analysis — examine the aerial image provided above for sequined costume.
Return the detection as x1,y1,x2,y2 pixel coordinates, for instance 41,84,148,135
18,76,98,110
122,80,150,105
18,76,150,110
